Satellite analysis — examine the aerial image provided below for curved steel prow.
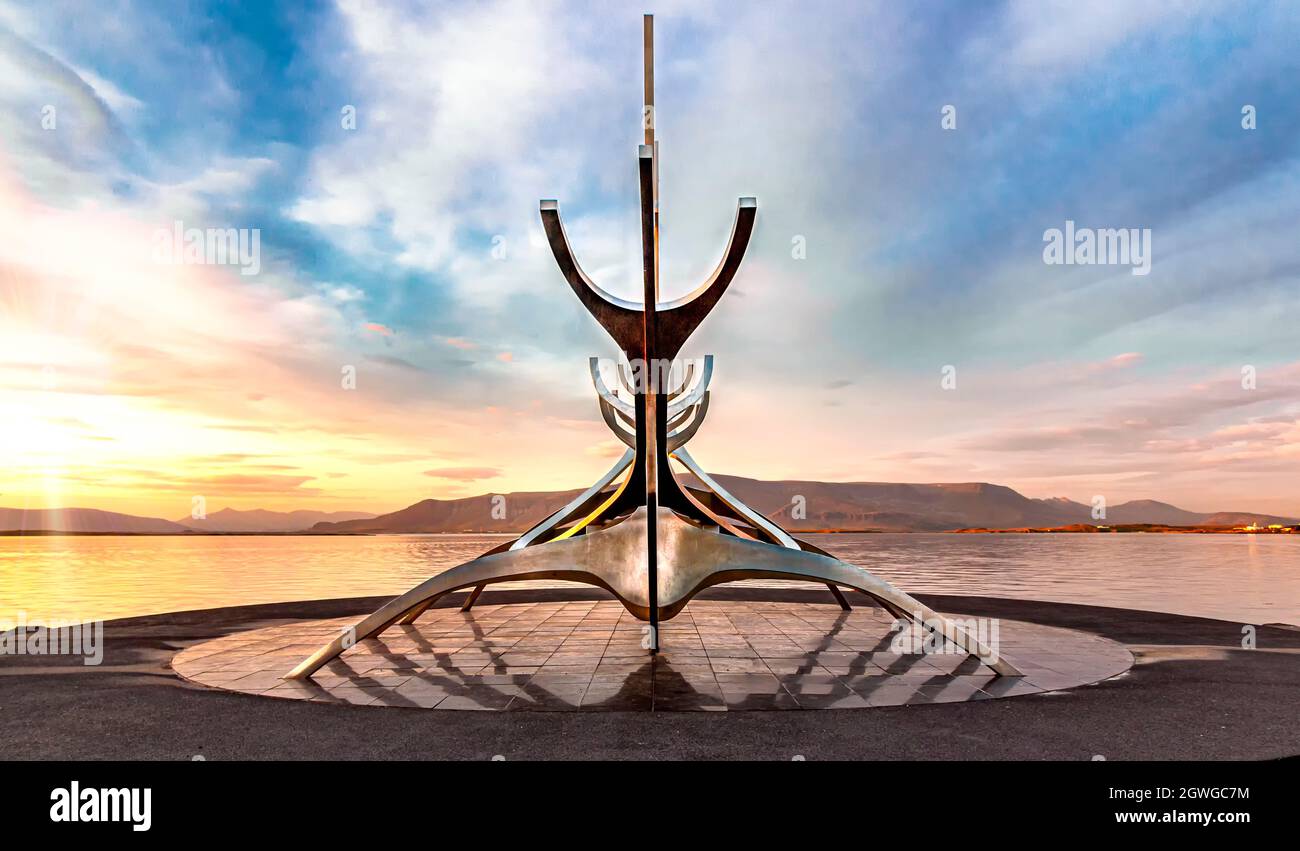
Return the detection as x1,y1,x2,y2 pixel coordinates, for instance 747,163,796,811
540,197,756,359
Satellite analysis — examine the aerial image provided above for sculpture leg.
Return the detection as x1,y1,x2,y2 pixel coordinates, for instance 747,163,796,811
286,519,663,680
396,598,435,625
511,448,634,550
391,450,640,632
285,559,568,680
289,506,1022,680
669,448,849,610
650,508,1022,676
460,584,486,612
793,571,1019,676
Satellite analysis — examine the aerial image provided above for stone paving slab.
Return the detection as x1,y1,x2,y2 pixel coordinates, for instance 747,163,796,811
173,600,1133,711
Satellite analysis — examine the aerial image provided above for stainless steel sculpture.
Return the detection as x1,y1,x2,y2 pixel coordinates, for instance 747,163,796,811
286,15,1020,681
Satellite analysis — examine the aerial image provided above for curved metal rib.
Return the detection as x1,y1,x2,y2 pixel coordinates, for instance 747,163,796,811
667,360,697,401
597,356,708,421
667,355,713,417
665,455,848,608
671,447,798,549
590,357,634,419
667,391,710,451
617,360,637,395
510,448,635,551
598,397,638,448
655,197,756,358
597,390,706,454
541,198,756,360
665,402,695,433
547,458,637,542
540,201,644,357
590,358,634,415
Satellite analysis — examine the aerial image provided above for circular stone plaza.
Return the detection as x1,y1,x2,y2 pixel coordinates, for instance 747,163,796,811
7,586,1297,761
174,599,1129,712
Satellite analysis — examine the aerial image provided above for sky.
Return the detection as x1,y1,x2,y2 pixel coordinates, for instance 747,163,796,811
1,0,1299,519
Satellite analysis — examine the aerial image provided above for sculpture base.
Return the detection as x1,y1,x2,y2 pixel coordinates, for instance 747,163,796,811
285,507,1020,678
176,600,1131,711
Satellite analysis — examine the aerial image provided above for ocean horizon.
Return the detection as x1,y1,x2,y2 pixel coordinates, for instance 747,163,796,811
4,531,1296,628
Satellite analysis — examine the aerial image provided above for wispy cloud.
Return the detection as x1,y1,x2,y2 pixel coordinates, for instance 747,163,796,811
423,467,502,482
1,1,1298,516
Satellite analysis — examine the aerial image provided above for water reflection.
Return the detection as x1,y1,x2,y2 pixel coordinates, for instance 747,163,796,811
1,532,1296,625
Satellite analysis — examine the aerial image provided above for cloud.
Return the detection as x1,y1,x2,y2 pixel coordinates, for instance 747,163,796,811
585,440,628,459
288,0,607,275
977,0,1212,76
423,466,503,482
966,364,1300,453
364,354,429,373
4,1,1300,517
160,474,319,494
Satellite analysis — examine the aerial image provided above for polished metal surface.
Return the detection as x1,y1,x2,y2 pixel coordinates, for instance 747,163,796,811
286,16,1022,682
590,357,634,419
671,447,799,549
509,447,634,551
666,391,709,452
590,355,712,420
666,356,712,415
538,197,756,362
287,502,1018,679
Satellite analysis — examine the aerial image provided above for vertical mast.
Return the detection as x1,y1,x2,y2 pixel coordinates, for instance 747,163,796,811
643,13,654,148
642,12,655,302
640,13,660,653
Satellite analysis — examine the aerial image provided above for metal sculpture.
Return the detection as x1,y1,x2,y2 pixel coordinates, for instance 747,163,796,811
286,16,1020,680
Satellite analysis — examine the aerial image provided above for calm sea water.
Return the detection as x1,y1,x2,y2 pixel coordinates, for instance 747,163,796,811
1,533,1297,626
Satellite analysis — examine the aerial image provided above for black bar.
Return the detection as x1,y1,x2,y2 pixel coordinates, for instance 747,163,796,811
5,760,1289,836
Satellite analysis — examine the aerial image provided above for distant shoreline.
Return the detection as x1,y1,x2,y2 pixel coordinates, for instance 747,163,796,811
0,529,379,537
5,525,1298,536
952,523,1299,534
8,484,1296,537
7,528,880,536
2,529,873,536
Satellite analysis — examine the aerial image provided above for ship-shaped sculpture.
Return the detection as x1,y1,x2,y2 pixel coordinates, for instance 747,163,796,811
288,16,1019,680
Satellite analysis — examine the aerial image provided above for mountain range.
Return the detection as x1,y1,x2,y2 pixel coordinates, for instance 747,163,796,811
308,477,1297,533
2,480,1293,534
0,507,374,534
176,508,376,532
